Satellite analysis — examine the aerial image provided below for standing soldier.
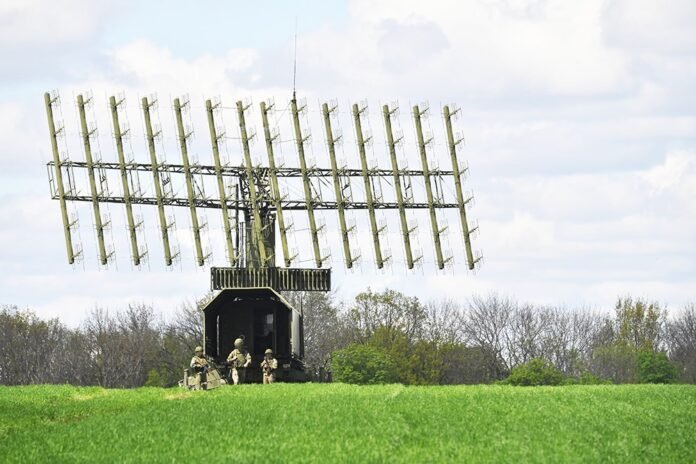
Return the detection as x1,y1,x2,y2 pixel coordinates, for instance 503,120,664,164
260,348,278,384
227,337,252,385
190,345,209,390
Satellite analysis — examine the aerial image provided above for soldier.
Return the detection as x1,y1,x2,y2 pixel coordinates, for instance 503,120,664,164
190,345,209,390
260,348,278,384
227,337,251,385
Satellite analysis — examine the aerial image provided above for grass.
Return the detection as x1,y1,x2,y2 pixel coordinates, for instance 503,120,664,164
0,384,694,463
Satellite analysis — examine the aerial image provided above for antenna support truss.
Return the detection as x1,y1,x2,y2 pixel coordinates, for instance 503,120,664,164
44,92,481,278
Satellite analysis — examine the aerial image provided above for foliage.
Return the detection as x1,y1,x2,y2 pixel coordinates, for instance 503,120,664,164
1,384,695,463
614,297,664,351
285,291,346,379
439,344,506,384
577,371,612,385
637,350,679,384
2,292,695,388
504,358,566,386
589,343,639,384
347,288,427,342
331,343,399,384
667,304,696,383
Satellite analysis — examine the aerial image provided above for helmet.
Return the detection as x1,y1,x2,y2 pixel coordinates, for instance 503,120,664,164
234,338,244,348
194,346,203,353
264,348,273,355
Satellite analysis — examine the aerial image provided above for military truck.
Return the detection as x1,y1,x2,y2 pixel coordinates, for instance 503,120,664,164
197,285,314,383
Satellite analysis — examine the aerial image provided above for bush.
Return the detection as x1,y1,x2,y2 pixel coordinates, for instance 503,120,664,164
637,350,678,384
577,371,612,385
589,344,638,384
504,358,566,386
331,344,400,385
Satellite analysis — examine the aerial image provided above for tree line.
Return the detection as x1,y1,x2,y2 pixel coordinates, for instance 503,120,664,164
1,290,694,386
294,290,695,385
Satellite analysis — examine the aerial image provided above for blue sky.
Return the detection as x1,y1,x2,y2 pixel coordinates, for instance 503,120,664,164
1,0,695,325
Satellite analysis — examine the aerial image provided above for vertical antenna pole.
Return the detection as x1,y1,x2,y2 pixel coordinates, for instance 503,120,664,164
77,94,108,265
414,105,445,269
353,103,384,269
109,96,142,266
142,96,173,266
322,102,354,268
260,101,292,267
443,105,477,270
205,100,237,266
236,100,268,268
383,104,414,269
44,92,75,264
174,98,205,266
291,97,323,268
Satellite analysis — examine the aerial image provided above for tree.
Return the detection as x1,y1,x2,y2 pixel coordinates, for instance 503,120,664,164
438,344,503,384
0,305,83,385
462,293,514,380
589,343,638,383
667,304,696,383
331,343,399,384
285,291,347,378
423,299,464,345
504,358,566,386
637,350,678,384
168,297,206,354
614,297,665,351
346,289,427,343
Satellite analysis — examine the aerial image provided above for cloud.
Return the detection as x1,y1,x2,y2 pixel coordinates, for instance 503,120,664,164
1,0,696,322
378,18,450,73
602,0,696,55
0,0,116,82
0,0,109,46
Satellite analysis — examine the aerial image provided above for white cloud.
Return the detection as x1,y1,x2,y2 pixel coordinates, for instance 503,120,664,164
0,0,110,46
602,0,696,55
1,0,695,320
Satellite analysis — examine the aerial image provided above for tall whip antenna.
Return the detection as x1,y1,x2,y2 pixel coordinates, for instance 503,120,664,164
292,16,298,100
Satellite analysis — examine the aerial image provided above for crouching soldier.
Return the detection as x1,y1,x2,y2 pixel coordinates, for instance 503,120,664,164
261,348,278,384
227,337,251,385
190,345,209,390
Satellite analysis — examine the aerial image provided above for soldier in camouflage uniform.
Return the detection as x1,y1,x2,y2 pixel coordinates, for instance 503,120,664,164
260,348,278,384
190,345,209,390
227,337,251,385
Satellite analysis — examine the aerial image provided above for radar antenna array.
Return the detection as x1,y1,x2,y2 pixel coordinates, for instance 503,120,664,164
45,92,482,290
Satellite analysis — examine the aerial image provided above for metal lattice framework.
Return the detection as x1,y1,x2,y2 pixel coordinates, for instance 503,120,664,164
44,91,481,275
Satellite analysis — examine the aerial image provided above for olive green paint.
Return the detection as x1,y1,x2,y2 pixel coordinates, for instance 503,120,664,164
290,97,323,268
174,98,205,266
413,105,445,270
383,104,415,269
260,101,293,268
142,96,173,266
322,102,355,268
443,105,479,270
353,103,385,269
77,94,109,265
205,100,237,266
109,96,143,266
44,92,76,264
236,100,268,268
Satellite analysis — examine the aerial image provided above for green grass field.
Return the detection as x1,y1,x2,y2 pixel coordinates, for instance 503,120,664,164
0,384,694,463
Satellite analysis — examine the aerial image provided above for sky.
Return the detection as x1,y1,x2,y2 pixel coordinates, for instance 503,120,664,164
1,0,695,325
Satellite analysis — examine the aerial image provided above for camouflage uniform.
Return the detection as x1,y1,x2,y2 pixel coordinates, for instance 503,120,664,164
190,354,209,371
190,347,209,390
261,350,278,384
227,347,251,385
